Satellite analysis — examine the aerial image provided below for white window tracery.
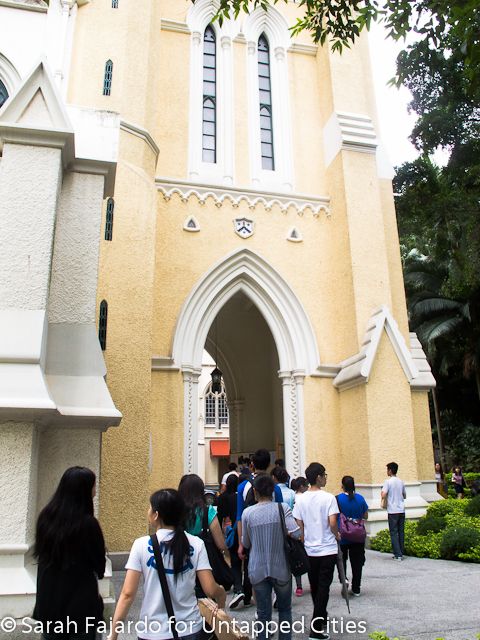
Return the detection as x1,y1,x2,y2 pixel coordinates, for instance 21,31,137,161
204,381,229,427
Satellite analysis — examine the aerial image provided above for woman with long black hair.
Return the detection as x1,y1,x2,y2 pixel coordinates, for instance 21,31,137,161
33,466,106,639
178,474,227,554
108,488,226,640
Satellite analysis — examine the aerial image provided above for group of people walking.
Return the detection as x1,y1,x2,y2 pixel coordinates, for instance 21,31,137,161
32,452,409,640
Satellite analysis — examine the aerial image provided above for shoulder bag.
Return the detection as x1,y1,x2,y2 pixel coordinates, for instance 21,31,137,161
150,533,180,640
277,503,309,576
337,496,367,544
199,507,234,590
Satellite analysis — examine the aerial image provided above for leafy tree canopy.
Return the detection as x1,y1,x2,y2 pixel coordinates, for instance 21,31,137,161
207,0,479,86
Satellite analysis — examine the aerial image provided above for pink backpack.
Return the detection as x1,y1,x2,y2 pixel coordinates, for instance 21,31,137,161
339,512,366,543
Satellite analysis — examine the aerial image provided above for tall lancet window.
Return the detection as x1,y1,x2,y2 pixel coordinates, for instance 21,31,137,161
0,79,8,108
98,300,108,350
105,198,114,241
103,60,113,96
202,26,216,163
258,34,274,170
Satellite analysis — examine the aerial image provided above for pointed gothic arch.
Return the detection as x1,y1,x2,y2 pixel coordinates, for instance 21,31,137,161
172,248,320,476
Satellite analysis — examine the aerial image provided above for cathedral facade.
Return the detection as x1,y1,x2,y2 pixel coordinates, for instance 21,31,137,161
0,0,437,618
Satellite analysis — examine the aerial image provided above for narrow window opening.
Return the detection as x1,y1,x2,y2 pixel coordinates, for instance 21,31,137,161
0,80,8,108
112,0,118,6
105,198,114,241
103,60,113,96
258,34,274,170
204,381,229,426
99,300,108,350
202,26,216,163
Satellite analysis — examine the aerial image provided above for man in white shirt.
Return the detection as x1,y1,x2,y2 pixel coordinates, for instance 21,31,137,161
381,461,406,561
220,462,239,492
293,463,340,640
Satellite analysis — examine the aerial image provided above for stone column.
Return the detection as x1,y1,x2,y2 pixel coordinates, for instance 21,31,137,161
183,367,201,473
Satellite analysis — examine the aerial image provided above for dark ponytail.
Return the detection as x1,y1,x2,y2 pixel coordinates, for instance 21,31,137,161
342,475,356,501
150,489,190,576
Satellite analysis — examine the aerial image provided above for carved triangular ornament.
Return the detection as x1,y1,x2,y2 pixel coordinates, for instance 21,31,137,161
0,59,73,132
287,227,302,242
183,215,200,232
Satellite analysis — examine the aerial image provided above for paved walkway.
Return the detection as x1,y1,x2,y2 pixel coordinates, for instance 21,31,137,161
4,551,479,640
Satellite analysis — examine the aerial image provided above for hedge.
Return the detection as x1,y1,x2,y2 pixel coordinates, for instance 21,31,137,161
370,498,480,562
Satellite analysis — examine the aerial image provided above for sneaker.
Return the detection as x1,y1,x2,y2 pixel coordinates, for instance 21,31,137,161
229,592,244,609
309,633,330,640
393,556,403,562
243,601,254,609
295,587,303,597
350,589,361,597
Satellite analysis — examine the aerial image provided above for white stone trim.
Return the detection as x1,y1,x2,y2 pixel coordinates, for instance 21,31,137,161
120,119,160,158
323,111,377,168
0,52,21,98
333,305,436,391
0,0,47,12
161,18,190,34
244,6,294,191
172,247,321,375
409,333,437,390
286,226,302,242
186,0,235,185
288,42,317,56
151,356,180,371
183,215,201,232
156,176,330,217
173,249,316,474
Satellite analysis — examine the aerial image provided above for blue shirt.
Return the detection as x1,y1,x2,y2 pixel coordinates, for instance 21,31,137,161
237,476,283,521
336,493,368,545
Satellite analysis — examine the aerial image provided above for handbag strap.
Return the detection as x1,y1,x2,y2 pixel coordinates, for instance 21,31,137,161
202,505,209,533
277,502,288,539
150,533,180,640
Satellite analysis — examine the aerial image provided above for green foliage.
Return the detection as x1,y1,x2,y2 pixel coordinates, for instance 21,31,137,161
465,496,480,517
416,514,445,534
370,528,392,553
440,526,480,560
208,0,480,87
371,498,480,563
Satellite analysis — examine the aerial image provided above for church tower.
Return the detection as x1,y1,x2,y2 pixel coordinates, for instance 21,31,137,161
0,0,437,616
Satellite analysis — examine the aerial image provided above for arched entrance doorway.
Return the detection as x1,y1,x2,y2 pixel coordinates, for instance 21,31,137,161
172,248,320,478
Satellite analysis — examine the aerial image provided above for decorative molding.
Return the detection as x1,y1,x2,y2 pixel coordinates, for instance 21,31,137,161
0,0,47,12
333,305,436,391
151,356,180,371
172,247,321,375
323,110,377,168
409,333,437,390
288,42,317,56
0,58,75,165
68,157,116,198
160,19,191,34
338,111,377,151
244,5,294,191
120,119,159,158
182,367,201,473
311,364,341,378
183,215,201,232
156,177,331,217
286,226,302,242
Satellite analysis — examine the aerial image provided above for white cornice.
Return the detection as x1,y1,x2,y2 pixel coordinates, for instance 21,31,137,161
152,356,180,371
288,43,317,56
160,19,190,34
120,119,159,158
155,177,331,217
333,305,435,391
0,0,47,12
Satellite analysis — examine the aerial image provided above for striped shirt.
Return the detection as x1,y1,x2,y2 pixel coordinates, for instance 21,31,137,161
241,501,300,585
